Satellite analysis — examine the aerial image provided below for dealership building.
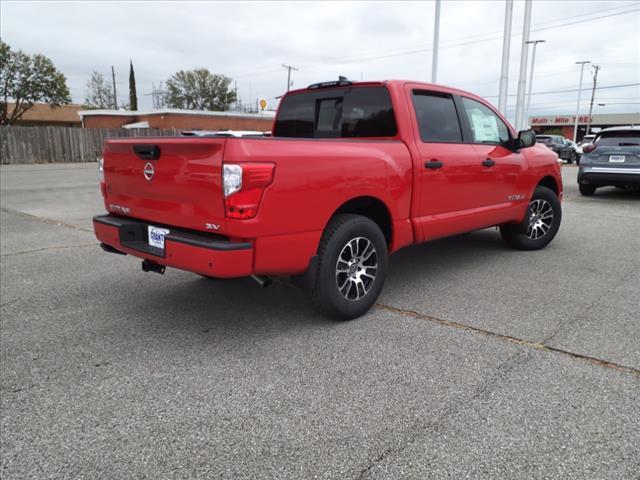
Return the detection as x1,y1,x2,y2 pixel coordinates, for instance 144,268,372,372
529,113,640,140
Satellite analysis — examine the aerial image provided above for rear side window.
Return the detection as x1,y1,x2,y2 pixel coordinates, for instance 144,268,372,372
460,97,510,144
273,86,397,138
595,131,640,147
412,92,462,142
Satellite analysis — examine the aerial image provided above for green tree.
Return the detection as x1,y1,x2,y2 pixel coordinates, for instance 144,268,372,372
129,60,138,111
84,71,114,109
164,68,236,111
0,41,71,125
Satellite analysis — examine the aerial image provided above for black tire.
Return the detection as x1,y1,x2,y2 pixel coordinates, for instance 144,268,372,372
499,186,561,251
579,184,596,196
310,214,388,320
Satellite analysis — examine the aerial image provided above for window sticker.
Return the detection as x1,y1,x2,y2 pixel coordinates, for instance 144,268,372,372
470,111,500,142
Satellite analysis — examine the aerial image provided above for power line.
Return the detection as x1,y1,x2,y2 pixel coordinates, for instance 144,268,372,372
228,5,638,79
308,7,639,68
482,82,639,99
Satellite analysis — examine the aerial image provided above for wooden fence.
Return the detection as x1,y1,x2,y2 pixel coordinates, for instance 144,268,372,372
0,126,179,164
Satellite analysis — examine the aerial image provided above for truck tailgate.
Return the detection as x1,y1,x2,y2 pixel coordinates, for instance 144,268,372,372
103,137,227,232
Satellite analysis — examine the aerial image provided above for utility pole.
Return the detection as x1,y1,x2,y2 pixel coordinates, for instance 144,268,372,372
282,64,299,92
573,60,591,142
498,0,513,114
524,39,545,128
111,65,118,110
585,64,600,138
514,0,532,131
431,0,441,83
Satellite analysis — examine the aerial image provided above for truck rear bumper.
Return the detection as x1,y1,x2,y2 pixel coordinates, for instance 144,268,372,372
93,214,254,278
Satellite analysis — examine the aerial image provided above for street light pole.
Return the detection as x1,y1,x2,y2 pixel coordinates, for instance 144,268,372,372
514,0,532,131
573,61,591,142
524,39,545,128
431,0,441,83
498,0,514,114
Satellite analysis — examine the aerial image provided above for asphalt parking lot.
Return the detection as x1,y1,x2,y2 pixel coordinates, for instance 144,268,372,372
1,163,639,479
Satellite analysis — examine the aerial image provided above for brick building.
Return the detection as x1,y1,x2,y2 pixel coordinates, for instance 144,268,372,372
78,109,275,132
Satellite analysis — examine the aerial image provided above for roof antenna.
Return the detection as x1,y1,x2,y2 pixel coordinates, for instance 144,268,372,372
338,76,349,82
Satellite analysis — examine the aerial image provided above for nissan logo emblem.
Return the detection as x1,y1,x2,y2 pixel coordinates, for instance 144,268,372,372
143,162,155,181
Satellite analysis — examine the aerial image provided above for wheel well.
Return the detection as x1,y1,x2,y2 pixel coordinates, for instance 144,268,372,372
537,176,559,195
333,197,392,246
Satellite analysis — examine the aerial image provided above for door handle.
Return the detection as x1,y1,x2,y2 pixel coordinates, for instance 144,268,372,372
133,144,161,160
482,159,495,167
425,159,444,169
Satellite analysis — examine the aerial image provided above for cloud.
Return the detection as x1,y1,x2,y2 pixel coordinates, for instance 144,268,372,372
1,0,638,123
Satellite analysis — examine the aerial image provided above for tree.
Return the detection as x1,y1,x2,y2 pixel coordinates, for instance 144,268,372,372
164,69,236,111
84,71,114,109
129,60,138,111
0,41,71,125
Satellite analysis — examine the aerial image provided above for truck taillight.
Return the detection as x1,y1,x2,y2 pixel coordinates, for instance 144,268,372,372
223,162,275,219
223,164,242,197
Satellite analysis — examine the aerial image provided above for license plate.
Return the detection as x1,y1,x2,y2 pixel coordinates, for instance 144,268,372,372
609,155,625,163
148,226,170,249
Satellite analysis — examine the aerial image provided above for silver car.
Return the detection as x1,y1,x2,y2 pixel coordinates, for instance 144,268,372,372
577,126,640,195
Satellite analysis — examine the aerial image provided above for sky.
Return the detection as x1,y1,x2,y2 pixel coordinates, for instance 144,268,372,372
1,0,639,124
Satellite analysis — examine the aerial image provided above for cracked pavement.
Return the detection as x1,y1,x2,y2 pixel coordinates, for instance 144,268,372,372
1,163,639,479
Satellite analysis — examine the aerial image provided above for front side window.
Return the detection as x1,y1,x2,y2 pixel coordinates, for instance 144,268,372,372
412,92,462,142
273,86,397,138
460,97,510,145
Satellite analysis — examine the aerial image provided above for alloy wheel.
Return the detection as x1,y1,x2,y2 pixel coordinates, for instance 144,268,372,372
335,237,378,301
527,199,554,240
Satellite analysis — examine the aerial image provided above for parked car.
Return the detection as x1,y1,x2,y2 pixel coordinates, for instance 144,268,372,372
536,135,578,163
575,134,596,164
577,125,640,195
93,79,563,320
578,134,596,149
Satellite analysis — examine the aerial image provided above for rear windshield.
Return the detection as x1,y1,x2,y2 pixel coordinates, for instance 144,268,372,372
595,131,640,147
273,86,397,138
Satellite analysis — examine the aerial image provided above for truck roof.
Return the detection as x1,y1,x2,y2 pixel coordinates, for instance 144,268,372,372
286,79,484,101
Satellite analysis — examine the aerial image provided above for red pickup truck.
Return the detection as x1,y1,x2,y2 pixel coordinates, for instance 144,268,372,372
94,79,562,319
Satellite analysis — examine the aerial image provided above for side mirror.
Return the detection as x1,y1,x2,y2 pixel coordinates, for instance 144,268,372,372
517,129,536,149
